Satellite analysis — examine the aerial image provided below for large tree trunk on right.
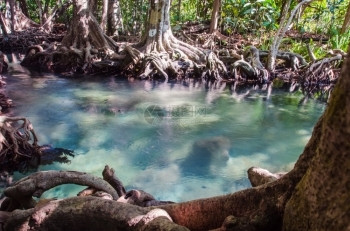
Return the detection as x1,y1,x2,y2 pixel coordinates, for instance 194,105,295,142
282,49,350,231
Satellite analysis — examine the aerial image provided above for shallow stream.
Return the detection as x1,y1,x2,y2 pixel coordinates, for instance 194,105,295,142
4,62,325,202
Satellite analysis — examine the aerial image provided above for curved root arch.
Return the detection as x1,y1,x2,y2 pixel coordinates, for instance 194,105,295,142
4,170,119,209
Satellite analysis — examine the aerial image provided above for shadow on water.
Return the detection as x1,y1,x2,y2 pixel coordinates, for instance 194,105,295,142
1,60,326,202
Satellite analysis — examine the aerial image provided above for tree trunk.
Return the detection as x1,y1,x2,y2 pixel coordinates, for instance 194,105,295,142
0,12,8,37
341,2,350,33
177,0,181,21
62,0,119,61
282,48,350,231
35,0,44,25
209,0,220,33
100,0,108,32
8,0,15,32
267,0,312,71
21,0,122,73
42,0,50,23
90,0,97,14
18,0,29,17
107,0,123,36
124,0,226,80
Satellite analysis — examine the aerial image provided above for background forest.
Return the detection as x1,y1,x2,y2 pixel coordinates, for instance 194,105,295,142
2,0,349,56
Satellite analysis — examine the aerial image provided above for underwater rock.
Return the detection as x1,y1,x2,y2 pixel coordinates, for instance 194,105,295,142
180,136,231,176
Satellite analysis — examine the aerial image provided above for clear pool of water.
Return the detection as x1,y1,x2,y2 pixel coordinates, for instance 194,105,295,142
4,63,325,202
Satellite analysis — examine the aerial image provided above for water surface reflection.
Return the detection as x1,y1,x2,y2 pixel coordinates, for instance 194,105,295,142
5,64,325,202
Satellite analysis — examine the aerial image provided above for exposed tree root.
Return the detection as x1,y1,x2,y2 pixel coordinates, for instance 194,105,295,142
231,46,269,82
0,28,64,52
4,197,187,231
122,0,227,81
3,170,119,209
0,116,74,174
270,51,344,100
20,1,126,75
259,50,307,70
248,167,286,187
296,53,343,99
124,37,227,81
0,117,39,163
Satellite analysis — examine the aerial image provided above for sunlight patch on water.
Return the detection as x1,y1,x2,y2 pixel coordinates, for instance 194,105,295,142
4,65,326,202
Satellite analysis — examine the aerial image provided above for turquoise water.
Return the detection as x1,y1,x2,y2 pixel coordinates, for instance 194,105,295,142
4,63,325,202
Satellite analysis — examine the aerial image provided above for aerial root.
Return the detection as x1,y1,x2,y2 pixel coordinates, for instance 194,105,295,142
299,53,343,97
230,46,269,82
203,51,227,80
125,46,176,81
125,38,228,81
0,117,39,162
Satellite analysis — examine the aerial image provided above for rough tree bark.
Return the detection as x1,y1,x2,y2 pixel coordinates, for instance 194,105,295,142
8,0,15,32
100,0,108,33
0,11,8,37
0,0,39,33
21,0,123,73
107,0,124,36
282,48,350,231
18,0,29,17
61,0,119,58
209,0,221,33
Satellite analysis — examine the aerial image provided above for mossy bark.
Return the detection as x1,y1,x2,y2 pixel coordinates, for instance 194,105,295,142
282,49,350,231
